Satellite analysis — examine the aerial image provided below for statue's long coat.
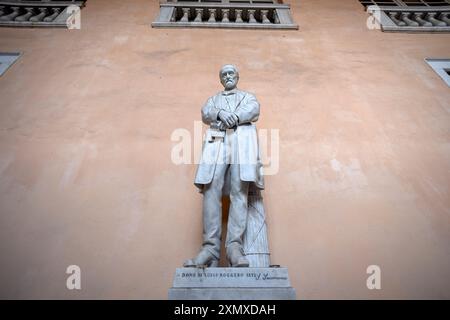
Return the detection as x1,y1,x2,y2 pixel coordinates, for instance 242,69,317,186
194,89,264,191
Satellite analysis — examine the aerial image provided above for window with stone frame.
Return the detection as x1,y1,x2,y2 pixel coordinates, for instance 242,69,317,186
361,0,450,31
0,52,21,76
152,0,298,30
360,0,450,7
0,0,85,28
426,59,450,87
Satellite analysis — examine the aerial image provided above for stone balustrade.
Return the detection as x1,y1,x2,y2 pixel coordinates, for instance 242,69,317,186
152,1,297,30
173,7,279,24
367,5,450,32
0,1,85,27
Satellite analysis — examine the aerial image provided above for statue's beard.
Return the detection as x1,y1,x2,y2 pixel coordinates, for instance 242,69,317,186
224,81,237,90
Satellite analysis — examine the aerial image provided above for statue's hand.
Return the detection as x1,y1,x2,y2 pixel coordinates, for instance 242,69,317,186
218,110,238,128
219,121,228,131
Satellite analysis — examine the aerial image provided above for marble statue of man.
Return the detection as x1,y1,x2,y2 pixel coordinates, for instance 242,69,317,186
184,65,264,268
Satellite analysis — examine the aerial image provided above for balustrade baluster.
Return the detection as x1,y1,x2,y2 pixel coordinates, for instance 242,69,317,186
30,7,48,22
399,12,419,26
0,6,20,21
208,9,216,22
43,7,61,22
248,9,257,23
222,9,229,23
413,12,432,27
274,11,280,24
180,8,189,22
439,12,450,25
388,12,406,26
235,9,243,23
425,12,446,26
194,8,202,22
15,7,34,22
261,10,270,24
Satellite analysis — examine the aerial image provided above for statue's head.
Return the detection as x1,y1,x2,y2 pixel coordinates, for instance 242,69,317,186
219,64,239,91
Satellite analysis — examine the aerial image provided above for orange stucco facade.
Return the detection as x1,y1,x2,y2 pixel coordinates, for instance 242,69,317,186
0,0,449,299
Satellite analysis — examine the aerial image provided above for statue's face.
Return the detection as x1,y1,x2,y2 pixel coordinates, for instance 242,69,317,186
220,67,239,91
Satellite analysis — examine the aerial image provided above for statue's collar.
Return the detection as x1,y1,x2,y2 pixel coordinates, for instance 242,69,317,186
221,88,239,96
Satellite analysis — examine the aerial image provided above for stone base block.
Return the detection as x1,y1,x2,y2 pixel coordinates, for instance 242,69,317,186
168,267,297,300
169,287,296,300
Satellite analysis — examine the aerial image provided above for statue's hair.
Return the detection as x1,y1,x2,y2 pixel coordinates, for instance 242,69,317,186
219,64,239,78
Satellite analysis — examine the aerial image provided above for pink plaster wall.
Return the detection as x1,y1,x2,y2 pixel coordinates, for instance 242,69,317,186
0,0,449,299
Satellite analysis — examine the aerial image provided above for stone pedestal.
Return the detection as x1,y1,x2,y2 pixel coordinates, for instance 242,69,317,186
168,267,296,300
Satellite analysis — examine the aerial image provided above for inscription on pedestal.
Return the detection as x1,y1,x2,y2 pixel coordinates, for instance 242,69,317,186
173,267,292,288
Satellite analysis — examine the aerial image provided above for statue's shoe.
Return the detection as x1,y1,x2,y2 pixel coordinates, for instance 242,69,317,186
232,256,249,267
227,247,249,267
183,249,219,268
